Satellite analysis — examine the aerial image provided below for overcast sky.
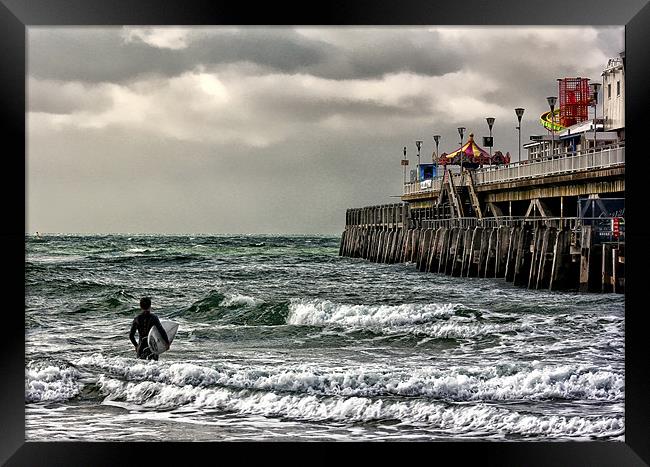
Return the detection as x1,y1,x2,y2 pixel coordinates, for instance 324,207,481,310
27,26,623,234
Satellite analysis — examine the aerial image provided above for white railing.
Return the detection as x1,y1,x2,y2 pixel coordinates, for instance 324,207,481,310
403,144,625,196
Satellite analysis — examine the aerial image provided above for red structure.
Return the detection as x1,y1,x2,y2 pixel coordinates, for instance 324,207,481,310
557,77,591,128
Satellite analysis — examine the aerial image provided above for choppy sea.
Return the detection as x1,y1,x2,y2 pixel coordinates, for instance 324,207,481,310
25,234,624,441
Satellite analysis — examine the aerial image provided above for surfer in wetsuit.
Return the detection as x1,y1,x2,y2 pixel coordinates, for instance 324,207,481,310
129,297,170,361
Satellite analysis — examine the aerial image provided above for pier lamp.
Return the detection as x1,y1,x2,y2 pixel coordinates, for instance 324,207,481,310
415,140,423,182
590,82,602,150
486,117,495,163
457,127,466,172
515,108,525,163
433,135,441,175
401,146,408,185
546,96,557,158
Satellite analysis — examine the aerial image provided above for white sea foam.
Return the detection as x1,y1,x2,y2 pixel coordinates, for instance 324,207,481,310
25,364,82,403
285,299,519,339
287,299,461,327
221,293,263,308
78,355,624,402
96,376,623,438
76,354,165,381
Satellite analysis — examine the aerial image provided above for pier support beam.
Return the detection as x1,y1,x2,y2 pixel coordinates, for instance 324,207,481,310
549,228,573,291
579,225,601,292
504,227,518,282
467,227,483,278
513,226,533,287
451,228,469,277
484,227,497,278
495,226,510,278
601,243,613,293
417,229,433,271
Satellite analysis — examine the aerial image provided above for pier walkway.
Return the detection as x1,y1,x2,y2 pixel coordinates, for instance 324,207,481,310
403,144,624,207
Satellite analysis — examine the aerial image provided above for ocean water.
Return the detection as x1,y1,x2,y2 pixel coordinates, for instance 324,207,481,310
25,234,624,441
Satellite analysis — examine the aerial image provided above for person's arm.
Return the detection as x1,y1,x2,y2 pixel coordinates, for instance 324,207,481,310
129,318,138,348
153,316,170,347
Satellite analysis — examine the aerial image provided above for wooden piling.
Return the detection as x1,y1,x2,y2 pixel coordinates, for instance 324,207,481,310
384,229,395,263
445,227,460,275
536,227,556,290
425,228,440,272
483,228,497,278
601,243,613,293
418,229,433,272
579,225,600,292
528,226,545,289
477,227,490,278
612,244,624,293
438,227,452,274
395,228,405,263
466,227,483,278
504,226,519,282
411,229,421,263
451,228,468,277
434,228,448,273
495,226,510,278
460,227,473,277
549,228,573,291
513,226,533,287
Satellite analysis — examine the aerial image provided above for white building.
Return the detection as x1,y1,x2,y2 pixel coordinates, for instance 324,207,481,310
602,52,625,138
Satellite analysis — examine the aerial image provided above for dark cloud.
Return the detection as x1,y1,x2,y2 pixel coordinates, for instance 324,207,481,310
300,31,462,79
28,28,331,83
28,27,462,84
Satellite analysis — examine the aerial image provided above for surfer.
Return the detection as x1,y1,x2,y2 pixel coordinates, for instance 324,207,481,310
129,297,170,361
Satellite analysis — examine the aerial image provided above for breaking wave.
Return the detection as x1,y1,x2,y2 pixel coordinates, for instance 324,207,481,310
25,362,82,403
76,355,624,403
95,375,623,438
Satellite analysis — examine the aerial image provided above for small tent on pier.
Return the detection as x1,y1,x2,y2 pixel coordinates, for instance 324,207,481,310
439,133,510,169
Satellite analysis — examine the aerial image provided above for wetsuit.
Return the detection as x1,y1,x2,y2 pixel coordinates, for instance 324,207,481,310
129,311,169,361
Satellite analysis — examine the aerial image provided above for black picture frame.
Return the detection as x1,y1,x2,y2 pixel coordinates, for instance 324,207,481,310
3,0,649,465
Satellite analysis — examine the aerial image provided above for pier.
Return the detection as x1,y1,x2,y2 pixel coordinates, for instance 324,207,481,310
340,58,625,293
339,144,625,293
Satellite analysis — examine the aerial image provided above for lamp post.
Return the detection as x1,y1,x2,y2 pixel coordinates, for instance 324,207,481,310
515,108,524,163
486,117,495,165
433,134,441,176
546,96,557,158
457,127,466,173
402,146,408,185
590,82,601,150
415,140,423,182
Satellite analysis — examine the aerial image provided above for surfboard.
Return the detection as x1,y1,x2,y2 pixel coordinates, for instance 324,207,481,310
147,320,179,355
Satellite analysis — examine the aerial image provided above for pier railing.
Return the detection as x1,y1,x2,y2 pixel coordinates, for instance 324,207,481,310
403,144,625,196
